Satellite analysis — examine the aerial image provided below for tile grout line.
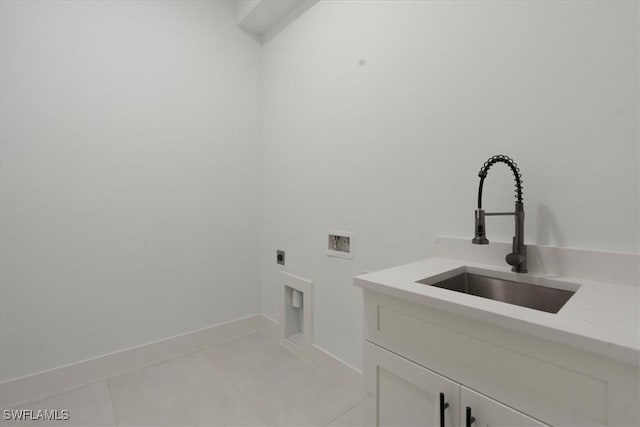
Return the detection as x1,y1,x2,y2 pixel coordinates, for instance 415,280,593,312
272,332,365,426
7,328,264,411
105,380,120,427
322,400,363,427
2,378,107,412
198,349,271,427
103,328,260,384
203,331,362,427
5,349,202,412
106,346,209,382
5,330,360,427
6,331,264,426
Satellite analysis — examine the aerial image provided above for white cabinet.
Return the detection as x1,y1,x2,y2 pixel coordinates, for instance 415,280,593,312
364,341,459,427
362,290,640,426
365,341,546,427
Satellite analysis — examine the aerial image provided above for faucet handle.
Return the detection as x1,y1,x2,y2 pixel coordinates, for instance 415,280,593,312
506,252,524,266
506,251,527,273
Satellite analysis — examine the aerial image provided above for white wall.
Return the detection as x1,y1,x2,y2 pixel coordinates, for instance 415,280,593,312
237,0,261,23
0,0,262,381
260,1,639,370
1,0,638,382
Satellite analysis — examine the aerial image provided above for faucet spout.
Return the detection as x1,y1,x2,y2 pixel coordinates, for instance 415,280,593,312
476,155,523,210
472,155,527,273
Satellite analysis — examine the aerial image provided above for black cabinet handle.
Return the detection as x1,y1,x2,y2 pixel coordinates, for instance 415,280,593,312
466,406,476,427
439,393,449,427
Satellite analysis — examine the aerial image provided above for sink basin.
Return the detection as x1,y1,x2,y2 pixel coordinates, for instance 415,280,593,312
416,272,576,314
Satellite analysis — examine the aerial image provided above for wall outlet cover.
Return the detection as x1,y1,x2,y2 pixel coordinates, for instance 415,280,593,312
327,230,353,259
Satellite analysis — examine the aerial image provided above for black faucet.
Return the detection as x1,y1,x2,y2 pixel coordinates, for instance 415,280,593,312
472,155,527,273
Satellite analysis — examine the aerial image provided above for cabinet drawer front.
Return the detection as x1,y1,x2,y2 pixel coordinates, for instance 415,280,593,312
364,341,459,427
365,292,608,426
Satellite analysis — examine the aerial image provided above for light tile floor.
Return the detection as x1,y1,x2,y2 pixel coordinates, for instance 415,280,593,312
2,332,363,427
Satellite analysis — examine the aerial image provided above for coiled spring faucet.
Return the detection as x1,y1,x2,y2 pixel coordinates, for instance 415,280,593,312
472,155,527,273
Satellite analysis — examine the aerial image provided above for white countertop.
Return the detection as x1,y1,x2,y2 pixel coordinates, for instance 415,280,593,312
354,256,640,367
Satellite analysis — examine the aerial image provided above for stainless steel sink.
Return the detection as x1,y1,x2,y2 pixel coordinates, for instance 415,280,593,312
416,273,576,314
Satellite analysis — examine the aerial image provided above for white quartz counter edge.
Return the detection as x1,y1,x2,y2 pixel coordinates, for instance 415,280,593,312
354,257,640,367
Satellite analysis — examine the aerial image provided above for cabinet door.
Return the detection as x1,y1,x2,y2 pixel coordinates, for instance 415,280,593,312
460,386,549,427
364,341,459,427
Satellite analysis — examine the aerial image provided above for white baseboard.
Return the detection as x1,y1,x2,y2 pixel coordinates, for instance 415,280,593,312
258,314,362,389
0,314,261,409
311,344,363,389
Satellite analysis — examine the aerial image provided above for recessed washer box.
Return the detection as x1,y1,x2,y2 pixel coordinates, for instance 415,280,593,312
327,230,352,259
